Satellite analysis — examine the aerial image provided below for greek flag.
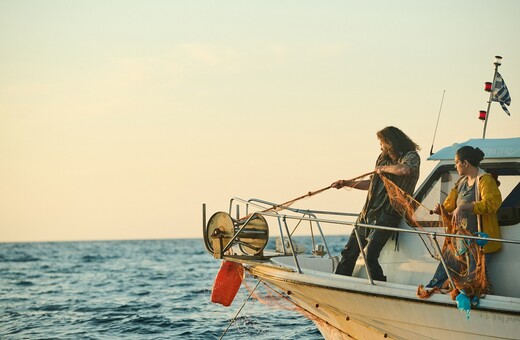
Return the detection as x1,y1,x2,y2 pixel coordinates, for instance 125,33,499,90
493,72,511,115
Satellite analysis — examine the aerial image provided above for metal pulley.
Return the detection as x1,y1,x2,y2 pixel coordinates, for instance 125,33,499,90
204,211,269,258
206,212,234,258
237,213,269,255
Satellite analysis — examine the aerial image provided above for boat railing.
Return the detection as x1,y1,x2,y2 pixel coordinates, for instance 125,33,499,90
225,197,359,273
203,198,520,287
260,209,520,286
242,197,356,252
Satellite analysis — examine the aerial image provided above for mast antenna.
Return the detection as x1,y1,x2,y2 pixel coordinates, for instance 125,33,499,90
429,90,446,156
482,56,503,139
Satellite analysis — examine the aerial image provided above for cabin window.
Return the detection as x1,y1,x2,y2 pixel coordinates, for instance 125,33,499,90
412,166,459,228
497,178,520,226
485,165,520,226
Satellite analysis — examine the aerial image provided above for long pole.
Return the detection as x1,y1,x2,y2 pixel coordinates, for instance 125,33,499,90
482,58,502,139
429,90,445,155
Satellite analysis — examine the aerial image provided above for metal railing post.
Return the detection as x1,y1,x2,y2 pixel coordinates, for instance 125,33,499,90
306,213,332,258
431,233,456,290
283,216,303,274
354,225,374,285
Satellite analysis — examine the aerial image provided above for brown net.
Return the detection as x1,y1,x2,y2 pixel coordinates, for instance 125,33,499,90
242,274,350,339
379,174,433,230
379,174,488,299
240,171,489,301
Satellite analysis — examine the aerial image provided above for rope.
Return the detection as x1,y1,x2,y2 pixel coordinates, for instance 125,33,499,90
237,170,375,222
263,170,376,213
219,280,261,340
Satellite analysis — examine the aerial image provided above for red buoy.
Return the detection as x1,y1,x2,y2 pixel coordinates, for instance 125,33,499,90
211,261,244,307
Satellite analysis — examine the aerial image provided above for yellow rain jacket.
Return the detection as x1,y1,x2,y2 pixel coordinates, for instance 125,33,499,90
443,171,503,253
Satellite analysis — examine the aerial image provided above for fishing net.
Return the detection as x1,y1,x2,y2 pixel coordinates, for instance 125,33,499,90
379,174,435,230
241,274,349,339
237,171,489,311
379,174,489,301
251,171,490,301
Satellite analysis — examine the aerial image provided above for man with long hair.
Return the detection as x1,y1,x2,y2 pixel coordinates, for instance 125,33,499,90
331,126,421,281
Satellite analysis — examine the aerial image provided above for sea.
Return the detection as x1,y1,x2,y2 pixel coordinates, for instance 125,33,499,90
0,236,349,339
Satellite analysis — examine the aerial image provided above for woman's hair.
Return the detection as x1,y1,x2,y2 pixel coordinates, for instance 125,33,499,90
377,126,420,157
456,146,485,166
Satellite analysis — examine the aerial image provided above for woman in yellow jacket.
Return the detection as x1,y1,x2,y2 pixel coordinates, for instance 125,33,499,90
426,146,502,288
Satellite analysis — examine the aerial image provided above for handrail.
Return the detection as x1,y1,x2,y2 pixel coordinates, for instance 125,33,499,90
258,210,520,245
229,196,357,258
254,209,520,285
232,196,359,258
207,198,520,286
245,197,359,218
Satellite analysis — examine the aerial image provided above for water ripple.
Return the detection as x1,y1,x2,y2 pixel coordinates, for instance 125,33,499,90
0,238,323,339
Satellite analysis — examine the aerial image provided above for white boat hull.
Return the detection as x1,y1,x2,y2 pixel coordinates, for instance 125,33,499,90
247,260,520,340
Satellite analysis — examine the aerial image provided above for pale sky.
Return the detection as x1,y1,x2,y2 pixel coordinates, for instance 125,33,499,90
1,1,520,242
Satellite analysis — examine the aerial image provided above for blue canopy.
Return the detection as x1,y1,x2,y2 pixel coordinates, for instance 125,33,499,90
428,137,520,160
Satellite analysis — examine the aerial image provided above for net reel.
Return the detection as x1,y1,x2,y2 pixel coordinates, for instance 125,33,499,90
205,211,269,259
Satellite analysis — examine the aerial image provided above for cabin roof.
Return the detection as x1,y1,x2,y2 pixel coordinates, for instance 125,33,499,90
428,137,520,160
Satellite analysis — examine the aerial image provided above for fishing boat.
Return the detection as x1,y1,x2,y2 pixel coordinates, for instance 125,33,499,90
202,56,519,339
202,137,520,339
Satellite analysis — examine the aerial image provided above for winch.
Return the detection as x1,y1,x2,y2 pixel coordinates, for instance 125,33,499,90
203,210,269,259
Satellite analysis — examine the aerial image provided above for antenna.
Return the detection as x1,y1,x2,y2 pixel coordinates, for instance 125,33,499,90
429,90,446,156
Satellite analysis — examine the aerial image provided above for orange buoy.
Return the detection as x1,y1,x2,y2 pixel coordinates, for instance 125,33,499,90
211,261,244,307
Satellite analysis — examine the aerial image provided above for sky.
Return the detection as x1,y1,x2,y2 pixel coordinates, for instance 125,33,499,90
1,1,520,243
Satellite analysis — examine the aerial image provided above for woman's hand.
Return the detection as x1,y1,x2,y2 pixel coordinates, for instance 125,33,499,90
451,206,464,226
450,203,474,227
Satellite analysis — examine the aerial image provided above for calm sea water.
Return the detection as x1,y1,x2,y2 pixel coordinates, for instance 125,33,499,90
0,236,348,339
